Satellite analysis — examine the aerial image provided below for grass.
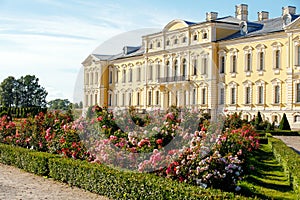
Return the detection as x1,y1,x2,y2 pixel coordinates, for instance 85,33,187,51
239,143,298,199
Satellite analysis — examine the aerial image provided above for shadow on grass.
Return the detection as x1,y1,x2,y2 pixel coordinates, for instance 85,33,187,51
240,144,294,199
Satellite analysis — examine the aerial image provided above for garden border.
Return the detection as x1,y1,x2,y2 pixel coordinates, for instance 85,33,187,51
0,143,251,200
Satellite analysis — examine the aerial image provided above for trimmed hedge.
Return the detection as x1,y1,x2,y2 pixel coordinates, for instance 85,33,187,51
0,143,55,175
0,143,252,200
269,137,300,196
267,130,300,136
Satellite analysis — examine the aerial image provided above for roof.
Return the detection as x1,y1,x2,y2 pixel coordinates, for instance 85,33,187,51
219,14,300,41
86,13,300,63
91,46,145,61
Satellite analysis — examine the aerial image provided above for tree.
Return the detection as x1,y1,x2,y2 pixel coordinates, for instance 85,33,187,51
279,113,291,130
254,111,263,130
0,75,48,108
0,76,18,107
48,99,71,110
17,75,48,107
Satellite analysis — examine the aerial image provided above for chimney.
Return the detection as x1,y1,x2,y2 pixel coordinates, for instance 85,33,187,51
206,12,218,21
258,11,269,21
282,6,296,15
235,4,248,21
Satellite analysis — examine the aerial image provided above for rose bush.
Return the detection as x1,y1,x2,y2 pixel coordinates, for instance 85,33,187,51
0,106,259,191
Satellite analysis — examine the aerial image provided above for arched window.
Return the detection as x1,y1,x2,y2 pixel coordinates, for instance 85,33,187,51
182,59,187,77
174,60,178,76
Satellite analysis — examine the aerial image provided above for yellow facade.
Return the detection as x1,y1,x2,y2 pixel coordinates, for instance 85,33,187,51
83,4,300,129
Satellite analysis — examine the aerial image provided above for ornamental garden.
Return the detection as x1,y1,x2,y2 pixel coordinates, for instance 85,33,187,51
0,104,299,199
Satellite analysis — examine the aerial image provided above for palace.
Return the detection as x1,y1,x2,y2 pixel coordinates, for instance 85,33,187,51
82,4,300,129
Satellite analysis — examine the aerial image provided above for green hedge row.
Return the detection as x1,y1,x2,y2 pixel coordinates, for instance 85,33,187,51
0,106,47,118
267,130,300,136
0,143,55,175
269,137,300,196
0,143,252,200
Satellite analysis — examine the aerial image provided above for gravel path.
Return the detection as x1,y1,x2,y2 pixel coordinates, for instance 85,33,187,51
274,136,300,154
0,163,109,200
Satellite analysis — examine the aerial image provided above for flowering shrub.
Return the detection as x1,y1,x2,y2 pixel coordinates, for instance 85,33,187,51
0,105,260,191
0,111,89,160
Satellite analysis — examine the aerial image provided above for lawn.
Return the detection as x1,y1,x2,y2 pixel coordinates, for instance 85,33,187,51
239,143,299,199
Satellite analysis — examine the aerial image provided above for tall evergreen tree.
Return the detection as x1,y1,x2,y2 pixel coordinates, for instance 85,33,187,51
279,113,291,130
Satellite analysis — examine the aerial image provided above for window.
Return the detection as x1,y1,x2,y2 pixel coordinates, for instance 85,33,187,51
182,59,187,77
148,64,153,80
95,72,98,84
184,91,187,105
174,38,178,44
176,91,179,106
220,88,224,105
149,43,153,49
297,46,300,66
274,85,280,104
231,88,236,104
115,94,118,106
137,68,141,81
122,94,125,106
166,40,170,46
220,56,225,73
202,88,206,104
109,71,113,84
108,94,112,106
137,92,140,106
202,57,207,75
193,59,197,75
275,50,280,69
85,73,89,85
193,34,198,41
166,61,170,77
90,73,93,85
156,63,160,79
273,115,278,123
182,37,187,43
116,71,119,83
148,91,152,105
246,53,251,71
232,55,237,73
174,60,178,76
157,42,161,48
167,91,171,106
156,91,159,105
95,94,97,105
258,86,264,104
193,89,196,105
128,93,132,106
259,52,264,70
122,69,126,83
245,87,251,104
202,32,208,39
294,115,300,122
297,83,300,103
129,68,132,82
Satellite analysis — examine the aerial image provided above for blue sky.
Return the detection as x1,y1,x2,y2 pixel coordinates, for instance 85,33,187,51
0,0,299,102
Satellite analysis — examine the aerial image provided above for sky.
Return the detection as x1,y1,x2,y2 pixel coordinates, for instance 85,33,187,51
0,0,299,103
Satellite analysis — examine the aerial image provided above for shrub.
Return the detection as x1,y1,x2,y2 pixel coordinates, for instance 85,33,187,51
279,113,291,130
0,143,54,175
270,138,300,195
0,143,251,200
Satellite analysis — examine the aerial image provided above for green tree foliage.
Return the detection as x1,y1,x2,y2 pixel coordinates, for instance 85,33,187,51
0,75,48,108
48,99,71,110
0,76,18,107
279,113,291,130
254,111,264,130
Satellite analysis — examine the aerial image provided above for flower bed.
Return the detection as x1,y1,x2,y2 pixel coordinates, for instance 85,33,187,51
0,143,252,199
0,106,260,192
